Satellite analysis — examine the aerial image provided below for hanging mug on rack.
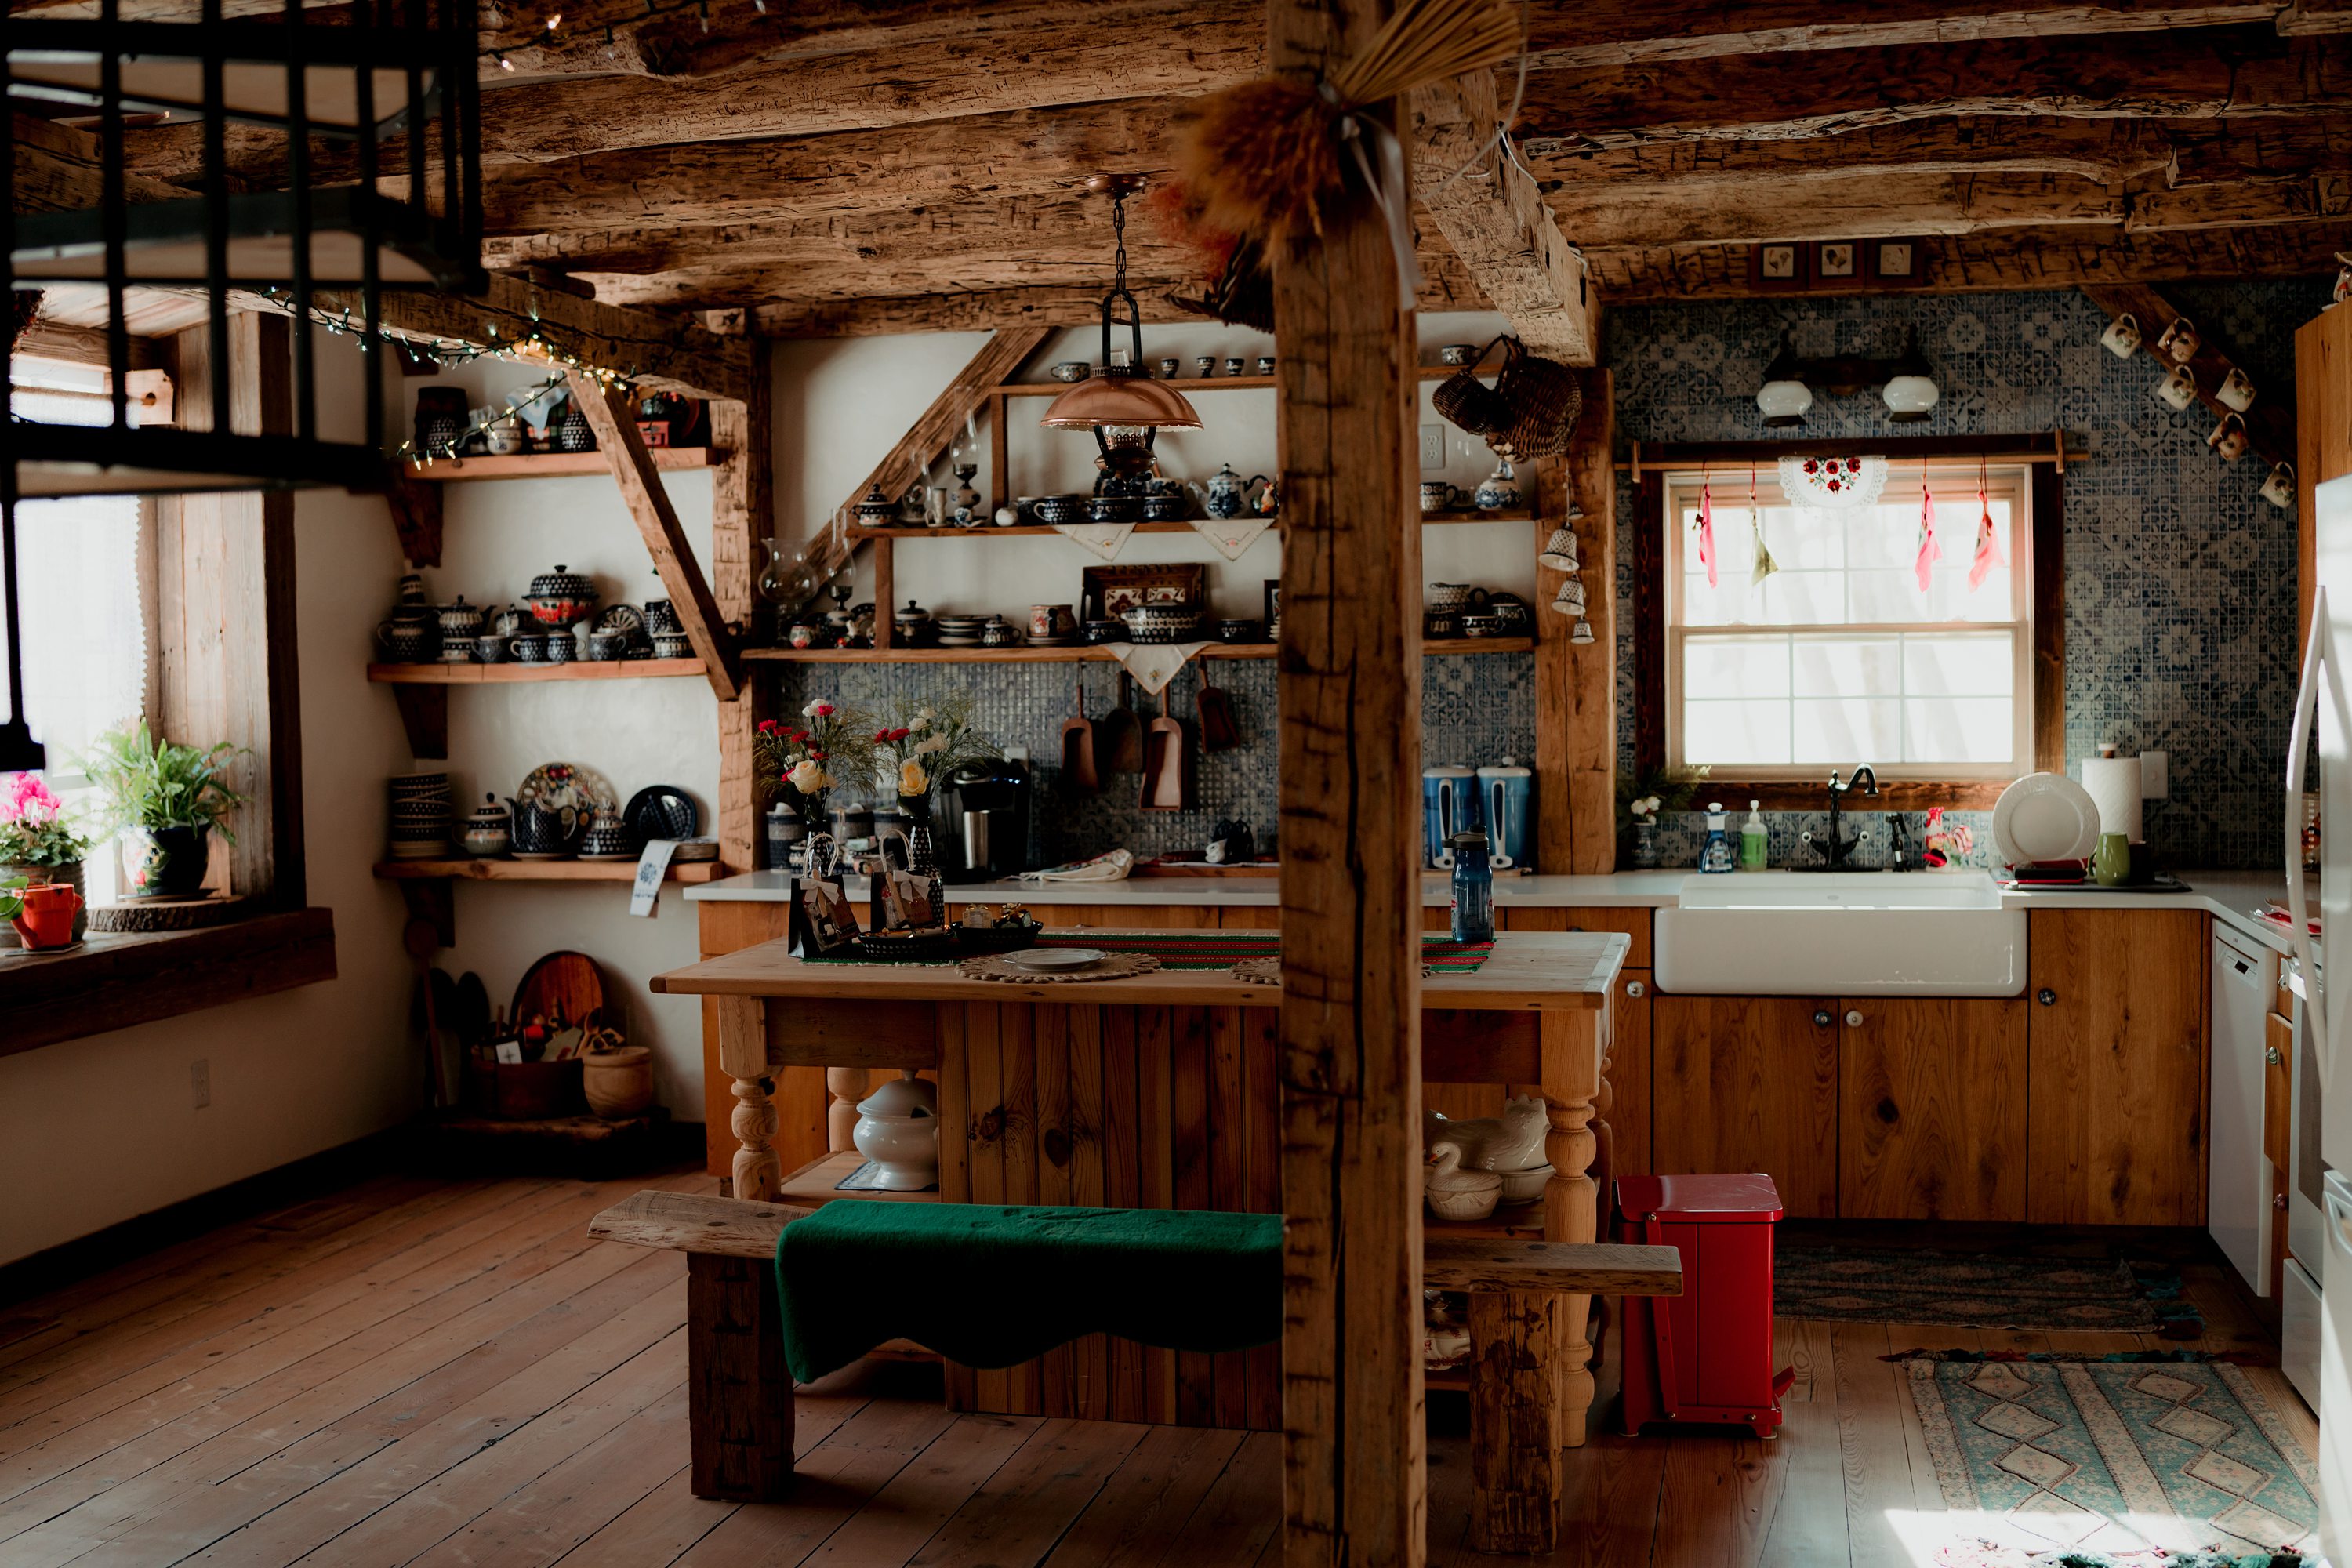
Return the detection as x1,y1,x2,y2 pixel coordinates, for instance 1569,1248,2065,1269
2208,411,2250,462
2158,316,2201,364
2155,364,2198,411
2218,368,2258,412
2262,461,2298,509
2099,313,2142,358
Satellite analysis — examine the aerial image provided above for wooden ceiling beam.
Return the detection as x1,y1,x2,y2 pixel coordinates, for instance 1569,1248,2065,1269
1530,118,2180,187
1584,220,2352,300
1546,171,2126,248
1412,70,1596,365
2163,115,2352,179
1523,27,2352,150
2127,172,2352,227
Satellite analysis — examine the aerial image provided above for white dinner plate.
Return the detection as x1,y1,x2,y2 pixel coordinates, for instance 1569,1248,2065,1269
1000,946,1107,971
1991,771,2103,866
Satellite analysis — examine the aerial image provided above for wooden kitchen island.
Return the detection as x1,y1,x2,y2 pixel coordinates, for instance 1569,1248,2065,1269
649,928,1628,1443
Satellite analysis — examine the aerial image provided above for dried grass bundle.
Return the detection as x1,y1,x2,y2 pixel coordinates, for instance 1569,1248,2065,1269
1175,0,1519,248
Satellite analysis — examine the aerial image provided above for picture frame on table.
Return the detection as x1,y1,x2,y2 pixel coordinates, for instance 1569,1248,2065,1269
1082,563,1208,619
1749,241,1806,292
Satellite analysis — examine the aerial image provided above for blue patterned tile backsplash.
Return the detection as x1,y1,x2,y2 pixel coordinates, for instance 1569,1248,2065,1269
786,283,2327,872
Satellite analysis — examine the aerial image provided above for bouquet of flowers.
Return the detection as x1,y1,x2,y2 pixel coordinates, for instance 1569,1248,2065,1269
753,697,876,817
871,691,1000,811
0,772,93,869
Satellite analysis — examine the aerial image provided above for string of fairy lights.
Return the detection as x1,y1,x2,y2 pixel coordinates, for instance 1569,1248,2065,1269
252,284,641,466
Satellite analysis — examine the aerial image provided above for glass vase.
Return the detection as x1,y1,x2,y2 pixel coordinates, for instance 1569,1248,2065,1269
901,794,938,880
1632,819,1660,869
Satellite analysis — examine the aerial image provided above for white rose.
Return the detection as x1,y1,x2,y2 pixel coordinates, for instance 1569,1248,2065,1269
787,759,826,793
916,735,948,755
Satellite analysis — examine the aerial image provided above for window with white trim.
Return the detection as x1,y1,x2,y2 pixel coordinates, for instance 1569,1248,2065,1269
1664,460,2032,780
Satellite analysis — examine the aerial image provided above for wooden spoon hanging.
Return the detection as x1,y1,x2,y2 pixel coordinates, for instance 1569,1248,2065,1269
1196,666,1240,753
1102,669,1145,774
1059,677,1100,792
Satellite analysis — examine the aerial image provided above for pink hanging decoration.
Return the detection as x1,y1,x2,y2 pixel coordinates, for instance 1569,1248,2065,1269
1968,481,2007,590
1914,470,1940,593
1697,474,1719,588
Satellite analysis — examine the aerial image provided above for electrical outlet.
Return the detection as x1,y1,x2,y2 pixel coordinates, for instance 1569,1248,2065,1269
191,1058,210,1109
2140,750,2169,799
1420,424,1445,470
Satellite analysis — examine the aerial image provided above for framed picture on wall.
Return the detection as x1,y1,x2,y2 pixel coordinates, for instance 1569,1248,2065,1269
1749,241,1805,291
1870,239,1922,284
1813,241,1857,281
1264,579,1282,628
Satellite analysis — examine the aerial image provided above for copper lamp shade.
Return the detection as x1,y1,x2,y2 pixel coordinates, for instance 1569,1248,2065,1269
1040,372,1201,431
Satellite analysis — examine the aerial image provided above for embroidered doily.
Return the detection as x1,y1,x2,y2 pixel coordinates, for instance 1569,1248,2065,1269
1776,454,1889,508
958,952,1163,983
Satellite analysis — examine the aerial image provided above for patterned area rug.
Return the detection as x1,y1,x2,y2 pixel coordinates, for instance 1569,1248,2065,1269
1777,1247,2203,1336
1906,1353,2316,1565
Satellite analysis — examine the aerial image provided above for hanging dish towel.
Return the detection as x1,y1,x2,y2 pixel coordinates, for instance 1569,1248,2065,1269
1103,640,1214,695
1189,515,1275,561
1051,521,1137,561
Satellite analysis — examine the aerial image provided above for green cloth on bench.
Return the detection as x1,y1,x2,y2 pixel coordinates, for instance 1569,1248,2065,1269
774,1202,1283,1385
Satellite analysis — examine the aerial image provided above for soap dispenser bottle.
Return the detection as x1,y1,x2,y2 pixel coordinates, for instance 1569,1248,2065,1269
1699,802,1736,874
1739,800,1768,871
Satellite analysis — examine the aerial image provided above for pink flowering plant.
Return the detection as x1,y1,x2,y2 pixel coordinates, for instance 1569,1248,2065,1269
0,772,93,868
751,696,875,810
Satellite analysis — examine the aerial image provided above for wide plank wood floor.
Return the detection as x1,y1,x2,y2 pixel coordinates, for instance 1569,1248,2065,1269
0,1167,2312,1567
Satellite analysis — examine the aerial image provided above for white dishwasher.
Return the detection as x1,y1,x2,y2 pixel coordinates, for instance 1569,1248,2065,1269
2210,925,2277,1294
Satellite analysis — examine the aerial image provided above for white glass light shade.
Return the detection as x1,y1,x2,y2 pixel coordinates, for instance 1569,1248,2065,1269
1755,378,1813,426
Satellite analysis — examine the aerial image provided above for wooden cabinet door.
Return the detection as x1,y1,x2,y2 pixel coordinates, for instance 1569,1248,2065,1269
1839,998,2027,1221
1653,995,1838,1218
1606,971,1653,1181
2026,909,2210,1225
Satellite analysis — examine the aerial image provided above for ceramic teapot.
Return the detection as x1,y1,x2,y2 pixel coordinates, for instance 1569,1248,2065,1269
852,483,897,529
851,1070,939,1191
1196,463,1272,521
1474,459,1521,512
460,794,512,858
437,597,485,640
579,804,633,858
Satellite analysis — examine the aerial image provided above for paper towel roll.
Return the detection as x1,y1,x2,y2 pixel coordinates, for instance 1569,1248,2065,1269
2082,755,2143,843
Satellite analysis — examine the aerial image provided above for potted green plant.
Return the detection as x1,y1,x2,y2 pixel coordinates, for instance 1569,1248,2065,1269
82,721,245,899
0,772,93,944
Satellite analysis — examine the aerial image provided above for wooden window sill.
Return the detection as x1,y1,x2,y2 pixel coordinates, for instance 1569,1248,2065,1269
0,907,336,1057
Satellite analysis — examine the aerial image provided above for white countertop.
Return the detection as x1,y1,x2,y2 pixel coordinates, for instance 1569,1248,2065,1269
688,865,2314,955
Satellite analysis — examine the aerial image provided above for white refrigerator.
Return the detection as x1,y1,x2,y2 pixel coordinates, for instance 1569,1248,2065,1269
2289,471,2352,1558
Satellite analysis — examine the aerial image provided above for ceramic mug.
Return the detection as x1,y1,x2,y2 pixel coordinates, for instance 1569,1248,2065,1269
2218,368,2257,412
1194,355,1218,378
2262,461,2299,509
510,633,547,662
545,633,576,663
1420,481,1467,514
2155,365,2198,411
2099,313,2142,358
2158,316,2200,364
1222,356,1247,376
652,633,694,659
1428,582,1488,615
1029,604,1077,639
2209,411,2250,462
474,634,508,663
1254,355,1276,375
1439,343,1479,367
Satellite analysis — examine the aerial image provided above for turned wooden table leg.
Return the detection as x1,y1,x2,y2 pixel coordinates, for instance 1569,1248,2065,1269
717,995,781,1203
826,1067,866,1152
1540,1002,1606,1448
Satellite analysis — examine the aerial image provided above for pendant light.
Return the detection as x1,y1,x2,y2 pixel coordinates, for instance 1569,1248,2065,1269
1040,175,1201,471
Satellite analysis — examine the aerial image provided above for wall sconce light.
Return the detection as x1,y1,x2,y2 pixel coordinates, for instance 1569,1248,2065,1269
1881,332,1940,422
1751,328,1941,428
1755,343,1814,427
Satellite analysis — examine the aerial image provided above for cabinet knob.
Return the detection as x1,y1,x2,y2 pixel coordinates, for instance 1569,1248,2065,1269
1813,1009,1833,1029
2037,988,2057,1006
1624,980,1646,999
2269,1046,2286,1067
1845,1009,1864,1028
2278,1192,2292,1209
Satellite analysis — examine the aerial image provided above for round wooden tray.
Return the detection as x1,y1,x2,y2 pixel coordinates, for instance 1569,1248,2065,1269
86,893,255,933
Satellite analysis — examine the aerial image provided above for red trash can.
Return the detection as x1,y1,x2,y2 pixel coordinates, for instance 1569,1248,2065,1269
1613,1172,1792,1437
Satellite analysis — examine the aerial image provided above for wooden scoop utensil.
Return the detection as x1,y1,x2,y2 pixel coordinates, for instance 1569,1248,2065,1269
1102,669,1145,774
1196,668,1240,753
1139,676,1194,811
1060,678,1100,792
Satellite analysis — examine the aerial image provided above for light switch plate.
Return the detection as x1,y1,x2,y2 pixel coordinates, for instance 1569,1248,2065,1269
1420,424,1445,470
2140,750,2169,798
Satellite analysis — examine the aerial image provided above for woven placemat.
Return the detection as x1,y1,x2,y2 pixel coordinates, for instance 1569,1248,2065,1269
1232,956,1280,986
958,952,1163,984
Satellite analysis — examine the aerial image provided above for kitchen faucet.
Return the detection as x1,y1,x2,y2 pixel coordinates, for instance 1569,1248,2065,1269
1820,765,1880,869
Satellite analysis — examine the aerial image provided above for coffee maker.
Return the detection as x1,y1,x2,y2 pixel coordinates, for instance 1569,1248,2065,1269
936,757,1031,882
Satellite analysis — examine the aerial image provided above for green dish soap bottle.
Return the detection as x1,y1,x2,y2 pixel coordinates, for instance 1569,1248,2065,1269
1740,800,1769,871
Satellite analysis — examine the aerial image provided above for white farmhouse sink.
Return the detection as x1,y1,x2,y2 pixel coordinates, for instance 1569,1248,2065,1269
1653,871,2026,996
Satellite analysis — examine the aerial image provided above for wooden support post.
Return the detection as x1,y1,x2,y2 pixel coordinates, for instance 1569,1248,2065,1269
1566,371,1617,873
386,474,443,568
1540,1006,1608,1448
686,1253,796,1501
1269,0,1425,1559
390,684,449,760
710,350,776,872
1467,1290,1563,1554
568,369,742,702
718,994,781,1203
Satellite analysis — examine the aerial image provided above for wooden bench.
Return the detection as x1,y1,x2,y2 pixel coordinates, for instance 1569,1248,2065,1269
588,1189,1681,1554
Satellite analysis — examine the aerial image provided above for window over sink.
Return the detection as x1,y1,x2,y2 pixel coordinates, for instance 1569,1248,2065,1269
1663,461,2034,781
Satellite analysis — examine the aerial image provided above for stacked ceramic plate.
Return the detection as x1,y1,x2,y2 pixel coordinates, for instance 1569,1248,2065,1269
387,771,452,858
1991,772,2103,875
932,613,990,648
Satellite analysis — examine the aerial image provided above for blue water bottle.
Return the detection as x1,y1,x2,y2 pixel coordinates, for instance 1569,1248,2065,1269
1450,830,1494,943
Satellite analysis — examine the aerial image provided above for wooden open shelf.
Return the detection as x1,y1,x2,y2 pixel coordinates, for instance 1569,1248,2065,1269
372,858,724,882
780,1149,938,1206
403,447,722,482
990,363,1490,399
744,638,1536,664
368,658,709,684
852,510,1535,539
1421,1206,1550,1241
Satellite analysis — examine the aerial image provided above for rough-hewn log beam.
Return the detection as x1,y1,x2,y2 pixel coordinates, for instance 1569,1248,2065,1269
1531,117,2180,186
1548,170,2125,247
1412,71,1596,365
1523,27,2352,149
9,111,191,212
2163,115,2352,179
2129,172,2352,226
1586,220,2352,300
317,274,755,401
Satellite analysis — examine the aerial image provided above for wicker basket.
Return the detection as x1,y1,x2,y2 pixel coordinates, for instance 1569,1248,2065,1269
1432,334,1509,435
1487,336,1584,462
